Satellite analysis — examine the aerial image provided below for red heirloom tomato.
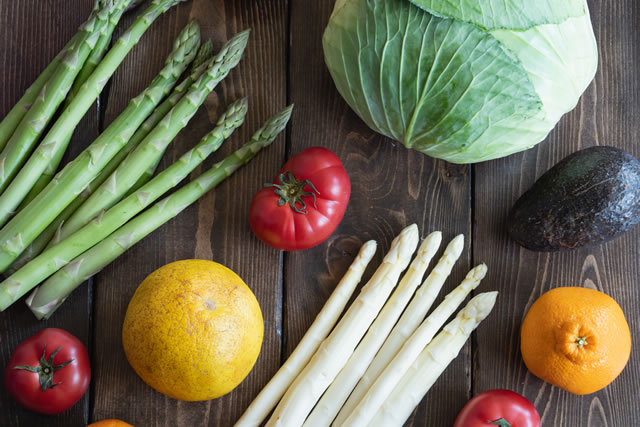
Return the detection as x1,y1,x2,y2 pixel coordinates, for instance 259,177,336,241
249,146,350,250
454,389,540,427
5,328,91,415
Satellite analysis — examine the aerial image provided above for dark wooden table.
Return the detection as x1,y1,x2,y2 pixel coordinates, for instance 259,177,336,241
1,1,638,426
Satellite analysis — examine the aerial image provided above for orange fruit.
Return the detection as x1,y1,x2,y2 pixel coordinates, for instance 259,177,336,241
521,287,631,395
87,421,133,427
122,260,264,401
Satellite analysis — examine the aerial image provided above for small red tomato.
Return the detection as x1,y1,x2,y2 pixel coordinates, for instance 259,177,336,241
454,389,540,427
4,328,91,415
249,146,350,250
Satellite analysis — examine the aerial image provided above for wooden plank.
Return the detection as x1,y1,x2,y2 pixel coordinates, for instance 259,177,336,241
473,0,640,425
285,1,473,425
90,1,288,425
0,1,99,425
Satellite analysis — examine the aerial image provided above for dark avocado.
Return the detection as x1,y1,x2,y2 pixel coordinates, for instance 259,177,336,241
507,146,640,251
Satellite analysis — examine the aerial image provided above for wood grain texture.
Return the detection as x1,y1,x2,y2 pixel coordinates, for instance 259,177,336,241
473,1,640,426
89,1,288,425
0,1,98,426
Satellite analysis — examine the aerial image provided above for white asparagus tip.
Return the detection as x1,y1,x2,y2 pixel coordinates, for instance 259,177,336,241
447,234,465,256
359,240,377,261
418,231,442,255
468,263,488,284
400,223,419,237
423,230,442,242
382,224,420,263
465,291,498,321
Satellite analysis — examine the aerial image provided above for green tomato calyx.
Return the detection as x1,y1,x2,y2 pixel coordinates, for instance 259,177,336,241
489,418,512,427
13,345,74,391
267,171,320,214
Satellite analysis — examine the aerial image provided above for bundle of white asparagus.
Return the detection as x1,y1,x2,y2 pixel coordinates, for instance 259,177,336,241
235,224,498,427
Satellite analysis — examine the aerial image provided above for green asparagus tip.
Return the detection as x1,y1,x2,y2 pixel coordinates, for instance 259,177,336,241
91,0,117,22
202,98,249,144
176,19,201,52
124,0,144,13
164,19,201,66
183,19,201,38
97,0,115,9
235,28,252,43
223,28,252,58
256,104,294,141
194,29,251,89
193,40,215,69
156,0,189,9
217,98,249,127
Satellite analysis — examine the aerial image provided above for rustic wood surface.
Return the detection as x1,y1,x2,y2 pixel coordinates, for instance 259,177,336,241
0,0,637,426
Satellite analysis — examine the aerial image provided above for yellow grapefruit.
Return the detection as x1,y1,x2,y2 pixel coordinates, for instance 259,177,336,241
122,260,264,401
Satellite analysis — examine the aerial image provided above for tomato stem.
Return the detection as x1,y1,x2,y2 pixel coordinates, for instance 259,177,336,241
489,418,511,427
13,345,74,391
266,171,320,214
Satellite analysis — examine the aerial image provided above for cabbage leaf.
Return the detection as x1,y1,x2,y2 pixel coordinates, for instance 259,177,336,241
324,0,542,158
409,0,586,30
323,0,598,163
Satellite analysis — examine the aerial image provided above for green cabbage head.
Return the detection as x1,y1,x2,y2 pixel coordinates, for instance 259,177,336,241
323,0,598,163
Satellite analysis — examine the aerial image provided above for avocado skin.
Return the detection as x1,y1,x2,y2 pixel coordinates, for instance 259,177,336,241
508,146,640,252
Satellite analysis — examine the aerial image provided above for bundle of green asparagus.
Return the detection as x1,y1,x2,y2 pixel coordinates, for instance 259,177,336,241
0,1,293,316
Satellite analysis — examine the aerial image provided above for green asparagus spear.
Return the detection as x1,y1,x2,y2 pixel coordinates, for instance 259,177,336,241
27,38,214,234
67,2,129,104
115,39,215,200
56,32,249,242
92,40,214,196
0,1,116,194
6,195,80,274
27,42,220,255
47,41,215,241
125,0,145,12
0,99,248,311
0,0,107,153
0,16,200,274
69,40,216,211
123,156,162,198
119,41,216,199
17,2,134,211
7,27,207,274
0,0,189,229
189,40,216,71
8,41,216,270
25,105,293,319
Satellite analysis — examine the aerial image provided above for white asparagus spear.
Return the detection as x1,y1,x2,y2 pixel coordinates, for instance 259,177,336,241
303,232,442,427
265,224,420,427
367,292,498,427
337,234,464,423
340,264,487,427
234,240,378,427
